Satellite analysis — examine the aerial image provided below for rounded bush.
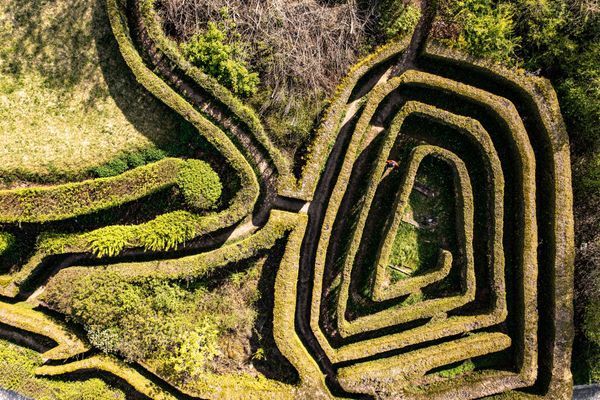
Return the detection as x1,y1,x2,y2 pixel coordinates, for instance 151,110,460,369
177,160,222,210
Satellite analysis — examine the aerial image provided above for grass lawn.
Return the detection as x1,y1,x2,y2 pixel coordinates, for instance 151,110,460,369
0,0,182,181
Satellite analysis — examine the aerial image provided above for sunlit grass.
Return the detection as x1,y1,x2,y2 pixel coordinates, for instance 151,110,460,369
0,0,181,180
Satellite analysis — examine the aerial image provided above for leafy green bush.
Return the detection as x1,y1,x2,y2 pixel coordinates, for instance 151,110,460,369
161,317,220,382
450,0,519,63
0,232,15,255
585,287,600,347
41,262,262,385
377,1,421,42
48,272,200,363
177,159,222,210
86,226,133,257
182,22,259,97
557,42,600,149
137,211,199,251
510,0,575,68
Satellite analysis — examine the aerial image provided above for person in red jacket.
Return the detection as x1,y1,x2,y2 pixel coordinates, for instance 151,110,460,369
385,159,400,170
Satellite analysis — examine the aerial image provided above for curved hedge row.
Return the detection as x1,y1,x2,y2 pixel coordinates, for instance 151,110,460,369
269,40,573,398
320,70,539,390
310,95,509,358
35,355,177,400
0,0,266,297
0,158,223,223
48,210,302,283
107,0,260,235
0,302,90,361
0,3,574,398
371,145,471,302
337,332,512,396
136,0,293,192
421,43,574,399
288,37,411,200
334,103,480,338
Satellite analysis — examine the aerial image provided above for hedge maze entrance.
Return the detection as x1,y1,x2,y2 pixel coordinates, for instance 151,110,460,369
0,0,575,398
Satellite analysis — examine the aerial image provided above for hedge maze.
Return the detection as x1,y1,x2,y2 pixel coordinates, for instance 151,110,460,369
0,0,575,399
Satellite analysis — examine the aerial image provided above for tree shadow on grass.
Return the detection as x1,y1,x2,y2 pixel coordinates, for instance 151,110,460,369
91,0,187,149
3,0,186,150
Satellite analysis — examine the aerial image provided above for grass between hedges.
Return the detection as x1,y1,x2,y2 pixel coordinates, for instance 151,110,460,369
0,0,185,181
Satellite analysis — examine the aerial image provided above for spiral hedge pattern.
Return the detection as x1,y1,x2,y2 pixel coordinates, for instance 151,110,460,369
0,0,574,399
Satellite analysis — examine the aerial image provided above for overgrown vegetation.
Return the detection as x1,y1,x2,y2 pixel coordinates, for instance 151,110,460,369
0,232,14,255
376,0,421,42
41,261,265,386
446,0,518,63
158,0,384,152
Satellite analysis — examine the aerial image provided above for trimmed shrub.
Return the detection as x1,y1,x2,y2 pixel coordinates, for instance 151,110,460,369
177,159,222,210
36,355,175,400
0,159,183,223
86,226,133,258
0,302,90,361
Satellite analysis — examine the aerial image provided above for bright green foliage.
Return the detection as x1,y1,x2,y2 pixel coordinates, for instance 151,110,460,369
45,272,199,363
0,339,125,400
435,359,476,378
41,262,263,385
83,211,202,256
377,1,421,42
86,226,133,257
182,22,259,97
451,0,519,63
161,318,220,382
591,346,600,383
0,232,15,255
137,211,200,251
510,0,576,68
177,159,222,210
557,42,600,150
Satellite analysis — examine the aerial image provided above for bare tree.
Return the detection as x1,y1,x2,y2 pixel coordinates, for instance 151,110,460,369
158,0,377,146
